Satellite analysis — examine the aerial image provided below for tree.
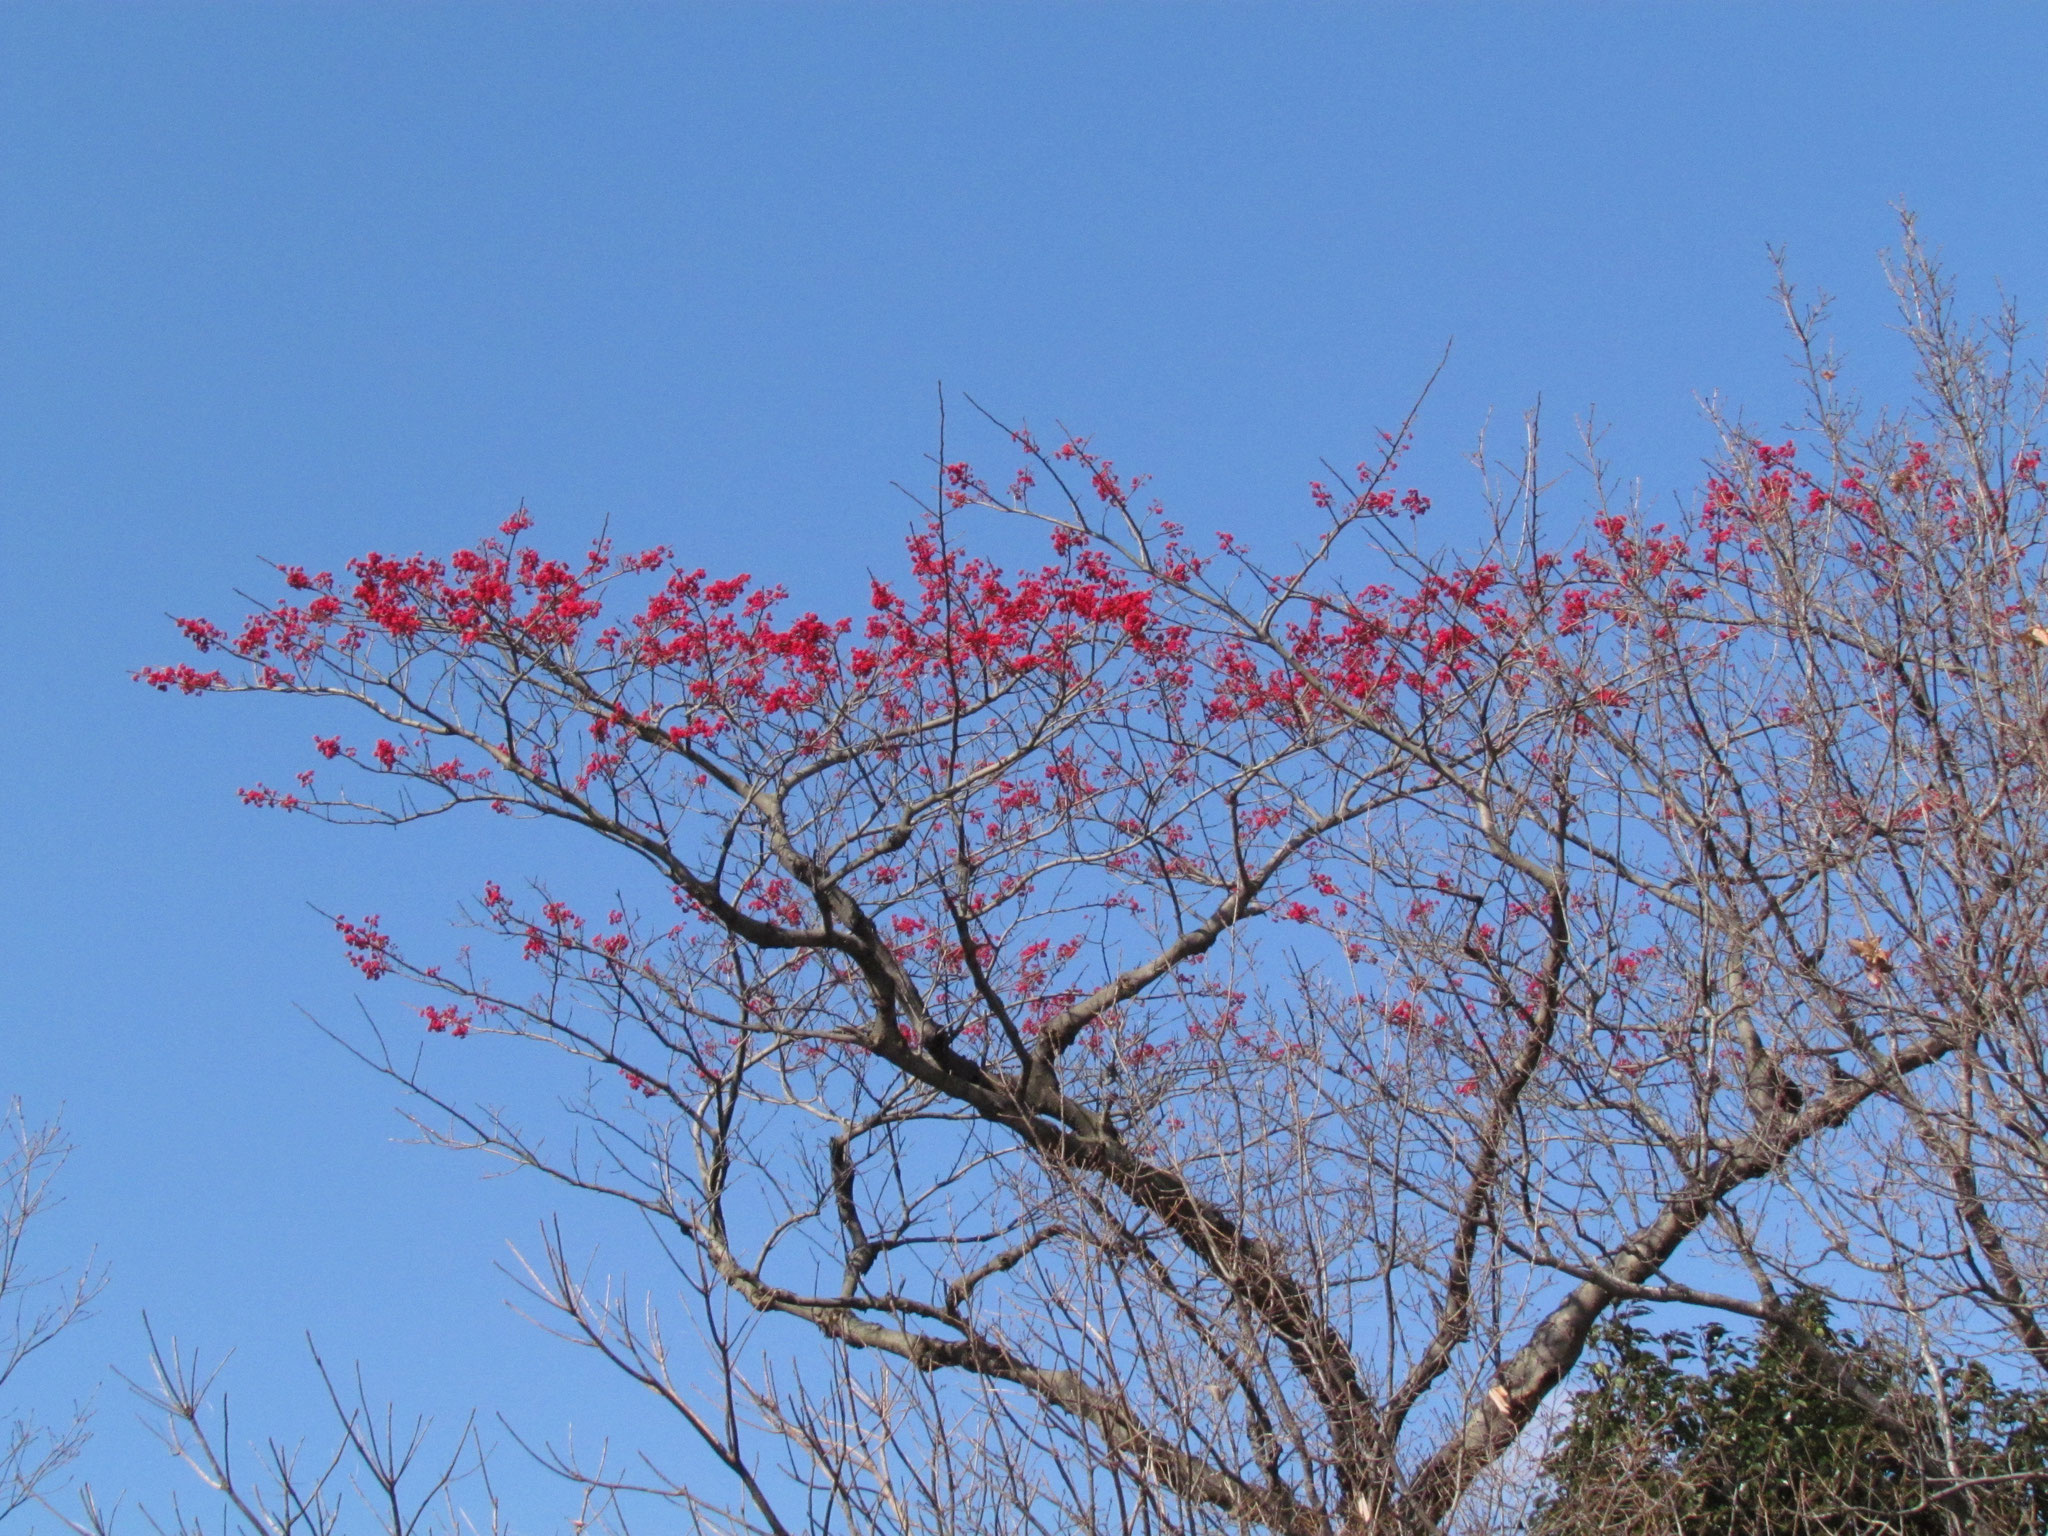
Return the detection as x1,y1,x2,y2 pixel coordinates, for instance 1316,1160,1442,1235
1532,1298,2048,1535
55,1327,514,1536
0,1104,100,1527
143,223,2048,1534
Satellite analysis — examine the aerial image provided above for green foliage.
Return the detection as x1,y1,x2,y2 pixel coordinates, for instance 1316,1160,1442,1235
1530,1298,2048,1536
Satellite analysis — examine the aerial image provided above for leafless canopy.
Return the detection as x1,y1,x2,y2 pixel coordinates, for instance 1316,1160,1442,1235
0,1103,100,1528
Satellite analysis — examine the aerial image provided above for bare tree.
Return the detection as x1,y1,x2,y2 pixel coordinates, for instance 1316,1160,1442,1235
141,222,2048,1533
0,1103,100,1526
58,1326,524,1536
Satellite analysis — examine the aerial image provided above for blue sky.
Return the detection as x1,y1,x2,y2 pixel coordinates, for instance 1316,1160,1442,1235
5,2,2047,1523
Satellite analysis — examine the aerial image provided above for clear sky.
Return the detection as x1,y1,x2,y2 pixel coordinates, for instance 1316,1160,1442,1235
5,2,2047,1524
